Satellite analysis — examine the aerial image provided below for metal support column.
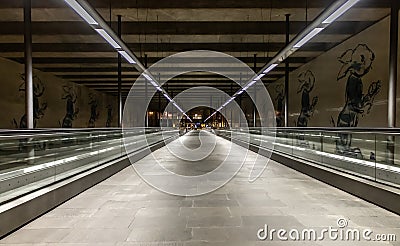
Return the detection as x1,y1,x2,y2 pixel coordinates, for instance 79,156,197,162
157,74,162,127
117,15,122,127
158,73,161,127
166,84,169,127
253,54,257,127
284,14,290,127
144,54,148,127
158,92,161,127
210,96,213,127
230,82,233,128
171,91,174,127
24,0,33,129
388,0,398,128
24,0,34,164
387,0,399,164
220,97,223,127
239,73,242,127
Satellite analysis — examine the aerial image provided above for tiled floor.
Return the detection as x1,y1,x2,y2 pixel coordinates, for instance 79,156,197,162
1,131,399,245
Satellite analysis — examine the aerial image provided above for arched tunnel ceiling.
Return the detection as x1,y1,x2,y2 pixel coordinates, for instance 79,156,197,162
0,0,391,107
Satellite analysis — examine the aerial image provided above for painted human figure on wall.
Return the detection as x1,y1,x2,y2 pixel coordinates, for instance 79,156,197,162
333,44,381,157
106,104,113,127
13,74,47,128
61,85,79,128
296,70,318,127
274,84,285,127
88,93,99,128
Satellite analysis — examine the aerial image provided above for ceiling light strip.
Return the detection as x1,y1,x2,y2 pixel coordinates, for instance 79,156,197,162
322,0,360,24
263,63,279,74
118,51,135,64
293,28,325,48
64,0,98,25
65,0,191,122
260,0,358,73
64,0,141,67
95,29,121,49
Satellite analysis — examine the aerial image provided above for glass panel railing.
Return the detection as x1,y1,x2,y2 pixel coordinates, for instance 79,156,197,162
321,130,377,180
0,128,180,204
215,128,400,189
375,134,399,186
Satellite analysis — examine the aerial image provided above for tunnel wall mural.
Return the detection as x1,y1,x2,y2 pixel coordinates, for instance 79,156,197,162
268,15,400,128
0,57,118,128
296,70,318,127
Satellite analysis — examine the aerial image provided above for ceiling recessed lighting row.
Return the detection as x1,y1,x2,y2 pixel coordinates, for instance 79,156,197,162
65,0,191,122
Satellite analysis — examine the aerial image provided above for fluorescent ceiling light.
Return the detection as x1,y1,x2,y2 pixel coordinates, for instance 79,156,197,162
65,0,98,25
95,29,121,49
323,0,360,24
248,80,257,87
143,74,152,81
156,87,162,92
150,81,158,87
254,74,265,80
164,94,172,102
293,28,324,48
263,63,279,74
118,51,136,64
237,90,244,95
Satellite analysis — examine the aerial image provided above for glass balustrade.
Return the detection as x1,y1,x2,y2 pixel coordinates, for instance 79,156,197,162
0,128,180,204
2,127,398,205
215,128,400,189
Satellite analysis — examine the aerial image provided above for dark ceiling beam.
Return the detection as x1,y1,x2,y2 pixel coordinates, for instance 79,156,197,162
82,82,263,87
40,66,298,73
84,87,246,90
72,79,279,84
77,81,276,86
0,21,375,35
87,83,275,89
0,0,390,8
0,43,111,52
94,88,248,94
0,42,338,53
71,78,278,85
70,74,280,80
85,83,273,88
11,56,313,64
61,74,284,79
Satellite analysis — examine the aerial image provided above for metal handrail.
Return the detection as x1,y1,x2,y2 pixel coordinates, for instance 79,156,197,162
0,127,165,137
0,127,398,138
243,127,400,135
